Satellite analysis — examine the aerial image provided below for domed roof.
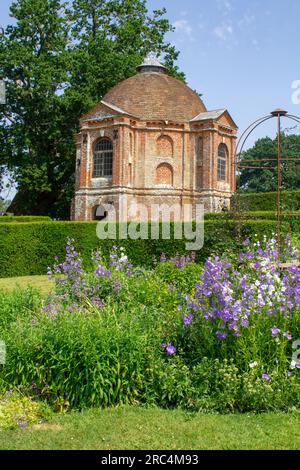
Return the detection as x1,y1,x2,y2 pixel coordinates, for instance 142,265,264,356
102,58,206,122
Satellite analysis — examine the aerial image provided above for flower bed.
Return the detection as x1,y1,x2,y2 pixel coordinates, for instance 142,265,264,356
0,237,299,413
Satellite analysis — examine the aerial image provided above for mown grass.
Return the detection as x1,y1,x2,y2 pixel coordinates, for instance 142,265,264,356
0,275,52,295
0,407,299,450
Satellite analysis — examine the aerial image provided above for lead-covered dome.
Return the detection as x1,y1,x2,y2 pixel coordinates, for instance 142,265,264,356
102,56,206,122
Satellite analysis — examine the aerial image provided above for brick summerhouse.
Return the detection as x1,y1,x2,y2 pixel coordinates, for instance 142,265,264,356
72,56,238,221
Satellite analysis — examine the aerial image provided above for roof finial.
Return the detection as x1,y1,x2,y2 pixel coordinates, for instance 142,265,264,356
137,52,168,74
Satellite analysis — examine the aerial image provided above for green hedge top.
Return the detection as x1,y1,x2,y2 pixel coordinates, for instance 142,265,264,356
231,190,300,212
0,215,52,223
0,219,289,278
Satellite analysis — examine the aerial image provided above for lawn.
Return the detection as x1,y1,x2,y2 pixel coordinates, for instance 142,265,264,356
0,407,299,450
0,275,52,295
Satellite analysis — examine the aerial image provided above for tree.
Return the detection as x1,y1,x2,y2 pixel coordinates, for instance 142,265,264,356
0,0,183,218
239,133,300,193
0,198,11,215
0,0,72,218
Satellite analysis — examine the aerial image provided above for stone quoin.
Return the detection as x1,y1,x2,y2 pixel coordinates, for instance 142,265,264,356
72,55,238,221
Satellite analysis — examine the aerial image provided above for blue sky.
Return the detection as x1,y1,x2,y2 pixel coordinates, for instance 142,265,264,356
147,0,300,141
1,0,300,196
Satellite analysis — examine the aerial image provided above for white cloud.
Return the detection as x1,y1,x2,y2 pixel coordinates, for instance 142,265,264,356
251,38,260,50
216,0,233,14
173,19,194,39
213,23,233,41
238,13,255,28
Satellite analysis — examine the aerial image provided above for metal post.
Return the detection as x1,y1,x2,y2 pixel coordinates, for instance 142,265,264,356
277,112,281,256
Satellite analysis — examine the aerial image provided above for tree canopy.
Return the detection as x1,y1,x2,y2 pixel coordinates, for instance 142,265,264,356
0,0,184,218
239,132,300,193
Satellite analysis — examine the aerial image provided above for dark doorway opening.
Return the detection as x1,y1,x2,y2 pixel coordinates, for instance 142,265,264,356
94,206,108,221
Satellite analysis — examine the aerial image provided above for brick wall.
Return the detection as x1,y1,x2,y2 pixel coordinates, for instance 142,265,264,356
73,109,237,221
156,163,173,185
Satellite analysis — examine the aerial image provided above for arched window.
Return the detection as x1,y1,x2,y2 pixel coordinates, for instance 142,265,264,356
156,163,173,186
217,143,228,182
93,138,113,178
156,135,173,158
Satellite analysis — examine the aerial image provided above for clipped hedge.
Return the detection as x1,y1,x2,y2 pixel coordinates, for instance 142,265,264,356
207,211,300,233
231,190,300,212
0,215,52,223
0,220,289,278
237,211,300,233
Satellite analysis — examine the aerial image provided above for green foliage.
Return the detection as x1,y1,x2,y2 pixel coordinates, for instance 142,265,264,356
232,190,300,212
0,215,51,223
152,357,299,412
0,199,11,216
0,0,183,218
1,282,299,412
240,133,300,192
154,261,202,293
0,287,41,331
0,234,300,413
0,220,286,277
0,390,51,430
1,304,161,409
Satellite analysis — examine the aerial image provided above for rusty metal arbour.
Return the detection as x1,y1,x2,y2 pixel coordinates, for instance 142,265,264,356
234,109,300,262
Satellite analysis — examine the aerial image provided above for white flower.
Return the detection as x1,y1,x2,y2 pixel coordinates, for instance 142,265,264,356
250,361,258,369
290,360,297,369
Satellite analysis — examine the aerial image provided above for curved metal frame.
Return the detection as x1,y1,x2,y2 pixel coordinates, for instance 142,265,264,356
234,109,300,258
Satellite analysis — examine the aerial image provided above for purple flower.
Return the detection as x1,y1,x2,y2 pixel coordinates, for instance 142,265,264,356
165,344,176,356
42,302,59,319
91,297,105,308
243,238,250,246
271,327,280,338
161,343,167,349
95,265,111,277
283,331,292,340
17,417,27,430
68,303,78,313
164,235,300,344
216,331,227,341
113,280,122,293
182,313,194,326
262,373,270,381
49,238,83,290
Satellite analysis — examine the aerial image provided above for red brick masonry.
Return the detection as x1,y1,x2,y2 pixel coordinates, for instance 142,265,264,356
72,59,238,221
